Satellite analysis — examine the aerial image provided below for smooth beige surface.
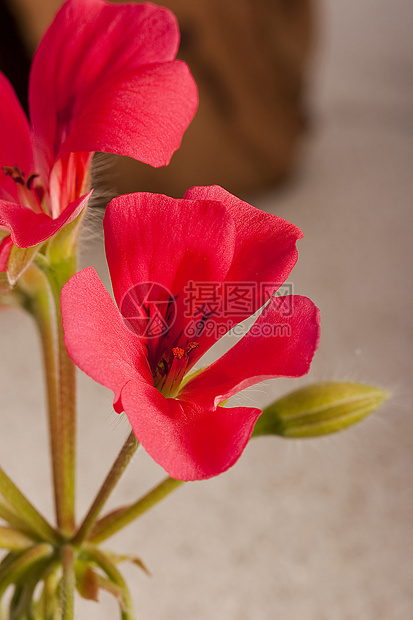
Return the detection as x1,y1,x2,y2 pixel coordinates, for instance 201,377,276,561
1,0,412,618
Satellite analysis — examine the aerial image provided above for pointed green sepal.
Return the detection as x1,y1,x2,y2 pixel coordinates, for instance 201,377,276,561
79,546,134,619
107,551,151,577
45,211,86,266
75,562,100,602
252,381,390,438
6,244,41,286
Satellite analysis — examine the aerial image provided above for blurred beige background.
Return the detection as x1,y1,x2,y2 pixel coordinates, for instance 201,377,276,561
1,0,412,619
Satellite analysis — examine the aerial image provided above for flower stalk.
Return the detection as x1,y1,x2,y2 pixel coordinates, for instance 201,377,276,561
0,465,59,545
0,526,34,551
0,543,54,600
73,431,139,546
89,477,185,545
22,251,77,536
61,545,75,620
46,260,77,536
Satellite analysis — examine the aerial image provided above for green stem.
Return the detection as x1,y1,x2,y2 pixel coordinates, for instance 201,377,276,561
0,543,54,598
0,498,40,539
23,266,62,532
42,566,60,620
61,545,75,620
81,546,134,619
89,477,184,545
73,432,138,547
0,467,59,545
46,262,77,536
0,526,34,551
27,255,77,536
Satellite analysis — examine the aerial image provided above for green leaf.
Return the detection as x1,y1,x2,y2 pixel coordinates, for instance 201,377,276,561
252,381,390,438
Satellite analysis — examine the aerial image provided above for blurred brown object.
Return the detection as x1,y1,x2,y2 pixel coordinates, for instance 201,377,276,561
4,0,314,197
117,0,315,197
4,0,62,51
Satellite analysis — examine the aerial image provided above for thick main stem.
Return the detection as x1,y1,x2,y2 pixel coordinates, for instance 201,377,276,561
73,431,139,546
47,263,77,536
61,545,75,620
25,267,62,530
26,254,77,536
89,477,184,545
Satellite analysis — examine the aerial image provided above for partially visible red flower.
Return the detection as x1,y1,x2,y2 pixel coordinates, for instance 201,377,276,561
61,186,320,481
0,0,197,274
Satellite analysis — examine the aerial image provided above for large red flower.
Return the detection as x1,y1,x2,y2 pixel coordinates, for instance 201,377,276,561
0,0,197,272
61,187,320,480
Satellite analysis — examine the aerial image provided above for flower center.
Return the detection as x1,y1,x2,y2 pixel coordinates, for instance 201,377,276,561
3,165,45,214
154,341,199,398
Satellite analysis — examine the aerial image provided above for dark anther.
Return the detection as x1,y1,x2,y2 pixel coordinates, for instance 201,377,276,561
3,165,25,184
27,173,39,190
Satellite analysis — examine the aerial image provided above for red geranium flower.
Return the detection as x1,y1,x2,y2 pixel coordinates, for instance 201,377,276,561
61,187,320,480
0,0,197,274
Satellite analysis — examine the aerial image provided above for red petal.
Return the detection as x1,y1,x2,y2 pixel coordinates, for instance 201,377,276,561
184,185,302,293
104,192,236,310
0,72,34,202
121,380,261,481
182,185,305,355
61,267,150,411
29,0,197,170
181,296,321,406
0,191,92,248
49,151,92,219
61,62,197,167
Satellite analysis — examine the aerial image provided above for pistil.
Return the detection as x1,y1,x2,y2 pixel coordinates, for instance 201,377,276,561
155,341,199,398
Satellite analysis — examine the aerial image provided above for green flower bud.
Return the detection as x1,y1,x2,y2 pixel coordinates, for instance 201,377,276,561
252,382,390,438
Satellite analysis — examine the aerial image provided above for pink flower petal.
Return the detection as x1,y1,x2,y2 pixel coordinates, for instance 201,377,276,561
182,186,305,356
184,185,302,292
104,192,236,310
48,151,92,219
121,380,261,481
0,72,34,202
29,0,197,171
61,62,197,167
181,296,321,407
0,191,92,248
61,267,150,411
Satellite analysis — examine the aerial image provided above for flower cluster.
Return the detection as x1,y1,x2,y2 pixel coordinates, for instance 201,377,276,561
0,0,320,482
0,1,386,617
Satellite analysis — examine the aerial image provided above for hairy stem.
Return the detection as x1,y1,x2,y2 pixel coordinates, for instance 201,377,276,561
61,545,75,620
89,477,184,545
26,255,77,535
73,431,138,547
0,466,59,544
